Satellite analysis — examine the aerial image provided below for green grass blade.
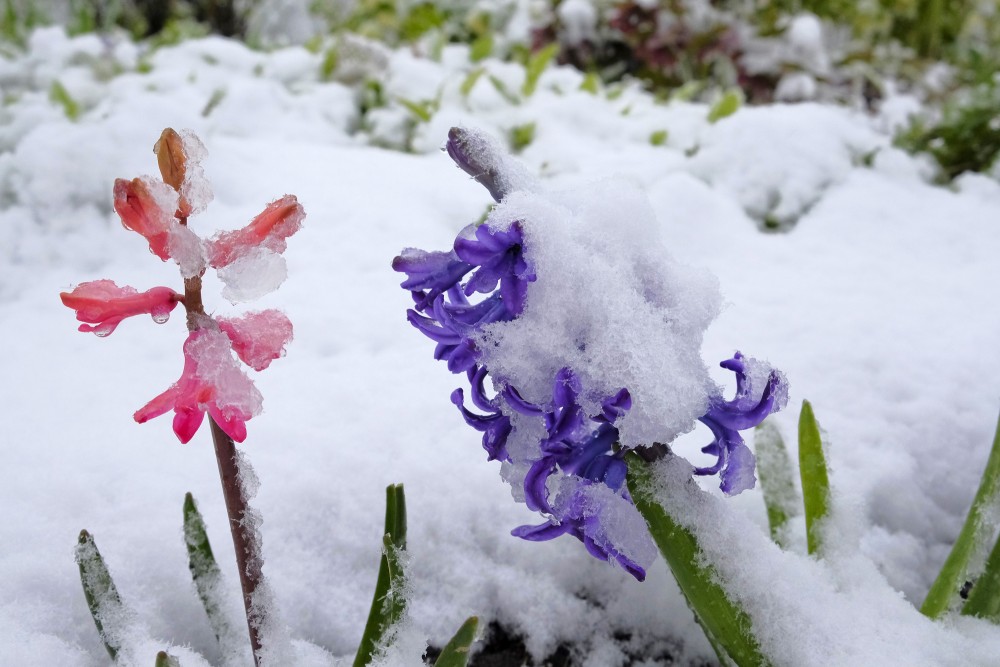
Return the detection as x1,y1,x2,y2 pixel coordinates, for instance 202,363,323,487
963,531,1000,622
433,616,479,667
183,493,235,646
154,650,181,667
49,81,80,121
521,43,558,97
755,421,801,548
626,455,767,666
354,484,407,667
76,530,126,660
923,411,1000,618
798,400,831,556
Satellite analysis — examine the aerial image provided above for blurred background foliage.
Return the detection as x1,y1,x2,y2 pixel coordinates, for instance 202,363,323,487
2,0,1000,181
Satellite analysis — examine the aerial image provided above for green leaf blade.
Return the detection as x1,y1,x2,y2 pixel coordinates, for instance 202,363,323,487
755,421,801,548
798,400,831,556
183,493,235,647
354,484,408,667
626,455,767,666
521,43,558,97
924,411,1000,618
76,530,126,660
433,616,479,667
707,88,743,124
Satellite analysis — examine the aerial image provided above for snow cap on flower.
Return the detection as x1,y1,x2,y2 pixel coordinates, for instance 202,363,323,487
216,310,294,371
60,280,180,336
134,328,263,443
445,126,539,202
153,127,214,218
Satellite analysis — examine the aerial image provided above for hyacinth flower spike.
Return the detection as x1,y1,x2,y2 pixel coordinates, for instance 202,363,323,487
61,128,301,667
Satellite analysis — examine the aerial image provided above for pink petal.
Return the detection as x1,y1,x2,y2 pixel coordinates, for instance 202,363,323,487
62,280,180,337
207,195,304,268
113,177,179,261
216,310,293,371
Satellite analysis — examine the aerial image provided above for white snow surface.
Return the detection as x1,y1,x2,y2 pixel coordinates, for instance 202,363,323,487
3,26,1000,666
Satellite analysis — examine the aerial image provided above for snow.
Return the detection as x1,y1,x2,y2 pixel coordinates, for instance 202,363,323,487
2,24,1000,667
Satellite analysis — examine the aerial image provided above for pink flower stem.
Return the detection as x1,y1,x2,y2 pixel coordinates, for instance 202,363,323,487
184,272,264,667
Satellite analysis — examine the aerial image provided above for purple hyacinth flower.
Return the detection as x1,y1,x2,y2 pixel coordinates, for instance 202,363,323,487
513,480,647,581
451,378,512,461
694,352,788,496
392,248,473,312
509,368,642,579
454,222,535,318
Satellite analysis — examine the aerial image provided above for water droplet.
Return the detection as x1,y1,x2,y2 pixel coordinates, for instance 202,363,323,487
151,311,170,324
94,329,111,338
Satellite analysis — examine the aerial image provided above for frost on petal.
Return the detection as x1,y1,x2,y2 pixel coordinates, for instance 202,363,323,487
217,310,293,371
217,248,288,304
207,195,304,269
60,279,180,336
113,177,180,261
134,329,263,443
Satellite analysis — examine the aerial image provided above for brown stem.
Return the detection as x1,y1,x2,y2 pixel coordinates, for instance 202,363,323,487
180,271,263,665
209,418,263,666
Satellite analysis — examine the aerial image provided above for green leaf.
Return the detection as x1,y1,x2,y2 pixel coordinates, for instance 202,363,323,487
433,616,479,667
469,34,492,63
521,43,558,97
354,484,407,667
963,529,1000,623
670,81,703,103
707,89,743,124
397,97,435,123
460,68,485,97
509,122,536,152
201,88,226,118
649,130,668,146
320,46,339,81
799,400,831,556
155,650,181,667
76,530,127,660
755,421,801,548
626,455,767,666
183,493,235,646
579,71,600,94
487,75,520,106
924,411,1000,618
49,81,80,121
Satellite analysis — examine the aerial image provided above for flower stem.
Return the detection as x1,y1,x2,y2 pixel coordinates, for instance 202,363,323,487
210,416,263,666
182,272,263,664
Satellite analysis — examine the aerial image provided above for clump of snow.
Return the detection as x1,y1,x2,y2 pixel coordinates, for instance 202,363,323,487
217,310,294,371
217,248,289,304
190,329,264,420
178,129,215,216
476,177,722,448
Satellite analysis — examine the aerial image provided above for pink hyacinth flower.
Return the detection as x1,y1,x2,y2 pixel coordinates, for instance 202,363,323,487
207,195,304,268
60,280,180,336
217,310,294,371
113,177,178,261
135,329,263,443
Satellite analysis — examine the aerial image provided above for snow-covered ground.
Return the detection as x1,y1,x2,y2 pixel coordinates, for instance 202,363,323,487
3,27,1000,666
